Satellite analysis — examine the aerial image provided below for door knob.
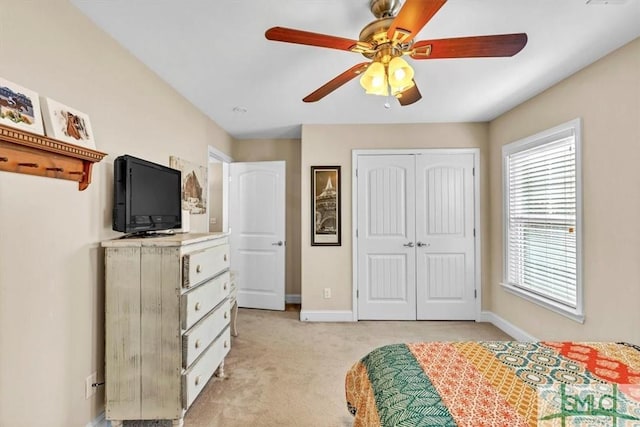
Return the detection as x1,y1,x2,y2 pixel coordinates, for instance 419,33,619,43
417,242,430,247
403,242,414,248
272,241,284,246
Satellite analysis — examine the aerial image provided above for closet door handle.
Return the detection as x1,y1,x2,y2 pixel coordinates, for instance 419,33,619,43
417,242,430,247
403,242,414,248
272,241,284,246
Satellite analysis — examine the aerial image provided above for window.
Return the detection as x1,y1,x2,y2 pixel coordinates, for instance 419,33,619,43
502,119,583,322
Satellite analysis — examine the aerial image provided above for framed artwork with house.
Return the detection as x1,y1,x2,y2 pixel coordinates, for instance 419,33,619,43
170,155,208,215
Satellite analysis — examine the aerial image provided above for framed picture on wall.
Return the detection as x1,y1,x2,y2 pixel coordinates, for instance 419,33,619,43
40,97,96,148
311,166,341,246
0,77,44,135
170,155,208,215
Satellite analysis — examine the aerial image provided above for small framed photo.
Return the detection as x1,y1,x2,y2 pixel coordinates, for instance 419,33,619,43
40,97,96,148
311,166,341,246
0,77,44,135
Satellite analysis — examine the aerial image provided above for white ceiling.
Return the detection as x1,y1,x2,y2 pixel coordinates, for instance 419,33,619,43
71,0,640,140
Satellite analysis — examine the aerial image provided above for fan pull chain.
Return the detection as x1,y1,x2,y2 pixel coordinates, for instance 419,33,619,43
384,89,392,109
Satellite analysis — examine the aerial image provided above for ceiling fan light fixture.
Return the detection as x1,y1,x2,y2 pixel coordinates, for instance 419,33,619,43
360,61,389,96
388,56,414,93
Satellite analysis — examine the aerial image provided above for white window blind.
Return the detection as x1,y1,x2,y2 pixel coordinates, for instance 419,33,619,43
504,123,580,311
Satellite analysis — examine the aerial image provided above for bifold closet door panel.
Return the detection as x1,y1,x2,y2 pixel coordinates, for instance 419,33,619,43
357,154,416,320
415,154,476,320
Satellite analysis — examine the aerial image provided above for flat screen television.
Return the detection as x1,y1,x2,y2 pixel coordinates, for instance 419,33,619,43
112,154,182,235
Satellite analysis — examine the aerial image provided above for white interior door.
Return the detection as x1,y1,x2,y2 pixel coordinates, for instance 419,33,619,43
229,161,285,311
357,155,416,320
415,154,476,320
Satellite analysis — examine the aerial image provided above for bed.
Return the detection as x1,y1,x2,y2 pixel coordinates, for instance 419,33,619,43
345,341,640,426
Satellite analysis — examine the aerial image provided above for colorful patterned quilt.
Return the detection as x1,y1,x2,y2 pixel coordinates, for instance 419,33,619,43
345,341,640,427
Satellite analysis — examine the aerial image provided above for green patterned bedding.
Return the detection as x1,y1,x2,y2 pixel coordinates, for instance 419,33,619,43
345,341,640,426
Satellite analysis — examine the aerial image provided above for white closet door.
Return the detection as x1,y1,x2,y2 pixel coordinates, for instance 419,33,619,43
357,155,416,320
415,154,476,320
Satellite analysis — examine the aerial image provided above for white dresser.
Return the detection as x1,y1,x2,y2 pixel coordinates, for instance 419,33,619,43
102,233,231,427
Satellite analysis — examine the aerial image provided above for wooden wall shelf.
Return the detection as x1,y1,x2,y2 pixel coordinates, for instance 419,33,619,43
0,124,107,191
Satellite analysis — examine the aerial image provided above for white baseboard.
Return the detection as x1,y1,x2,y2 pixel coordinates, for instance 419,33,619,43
479,311,538,342
300,310,354,322
285,294,301,304
86,411,108,427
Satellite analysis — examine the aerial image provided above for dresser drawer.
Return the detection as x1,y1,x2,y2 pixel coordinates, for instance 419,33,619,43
182,327,231,409
182,299,231,368
181,271,230,330
182,244,229,288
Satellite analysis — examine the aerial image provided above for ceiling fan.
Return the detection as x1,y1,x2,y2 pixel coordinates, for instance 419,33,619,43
265,0,527,106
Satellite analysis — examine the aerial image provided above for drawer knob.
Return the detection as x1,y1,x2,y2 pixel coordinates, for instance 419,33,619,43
195,376,201,386
224,341,228,348
223,254,228,262
196,265,202,273
195,302,201,311
224,311,228,319
224,283,228,291
195,339,201,349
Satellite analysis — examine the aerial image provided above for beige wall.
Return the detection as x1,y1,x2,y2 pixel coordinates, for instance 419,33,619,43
231,139,302,298
488,37,640,343
300,124,490,313
0,1,232,426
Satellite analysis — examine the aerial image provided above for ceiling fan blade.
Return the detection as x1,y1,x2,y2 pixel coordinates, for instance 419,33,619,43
266,27,365,52
303,62,370,103
396,81,422,106
411,33,528,59
387,0,447,44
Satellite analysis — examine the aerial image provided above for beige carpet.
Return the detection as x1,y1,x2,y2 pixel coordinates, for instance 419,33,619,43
122,306,511,426
179,306,512,427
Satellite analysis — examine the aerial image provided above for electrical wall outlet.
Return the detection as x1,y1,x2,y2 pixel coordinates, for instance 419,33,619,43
323,288,331,299
210,217,217,225
85,372,97,399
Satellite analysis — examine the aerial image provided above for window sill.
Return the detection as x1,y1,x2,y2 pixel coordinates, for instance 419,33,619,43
500,283,585,324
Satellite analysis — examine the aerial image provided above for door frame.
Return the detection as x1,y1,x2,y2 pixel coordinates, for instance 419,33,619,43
351,148,482,321
208,145,234,233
